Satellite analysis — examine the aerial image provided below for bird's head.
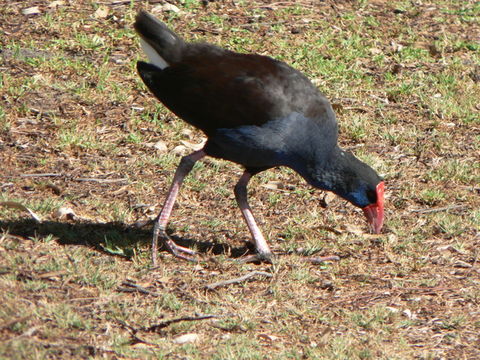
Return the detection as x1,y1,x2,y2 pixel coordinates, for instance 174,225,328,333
359,181,384,234
308,149,385,234
337,178,384,234
335,151,385,234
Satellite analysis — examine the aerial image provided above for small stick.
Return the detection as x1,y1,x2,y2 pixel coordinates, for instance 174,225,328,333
12,174,128,184
141,315,218,332
74,177,128,183
410,205,466,214
304,255,341,265
115,320,158,347
205,271,272,291
1,315,31,330
192,27,220,35
19,173,62,178
118,281,160,297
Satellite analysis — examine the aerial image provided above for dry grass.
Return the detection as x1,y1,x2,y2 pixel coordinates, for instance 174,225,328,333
1,0,479,359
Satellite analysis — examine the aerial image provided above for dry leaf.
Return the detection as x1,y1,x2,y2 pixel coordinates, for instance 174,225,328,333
181,128,193,137
258,333,279,342
318,326,333,339
145,141,168,153
392,63,404,74
136,280,154,288
428,44,440,56
321,192,336,207
22,6,41,15
386,306,400,313
45,183,62,195
54,207,76,220
37,270,67,279
172,145,187,155
111,185,129,196
154,140,168,152
362,233,383,239
93,6,109,19
344,223,364,235
262,181,281,190
48,1,64,8
390,40,404,53
132,342,157,349
369,47,383,55
152,4,181,13
402,309,416,319
331,103,344,112
180,139,206,151
454,260,472,268
172,333,199,344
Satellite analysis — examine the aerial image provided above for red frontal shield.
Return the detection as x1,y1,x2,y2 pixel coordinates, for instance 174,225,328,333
362,181,384,234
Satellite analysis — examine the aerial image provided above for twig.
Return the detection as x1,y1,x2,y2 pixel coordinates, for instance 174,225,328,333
369,94,390,104
256,1,314,10
37,270,68,279
8,174,128,184
27,338,118,356
192,27,221,35
5,326,39,343
293,219,343,235
103,0,161,5
117,281,160,297
74,177,128,183
116,319,137,333
237,21,287,28
116,320,159,346
141,315,218,332
304,255,340,265
466,250,478,276
205,271,272,290
210,321,247,332
410,205,466,214
1,315,31,330
19,173,62,178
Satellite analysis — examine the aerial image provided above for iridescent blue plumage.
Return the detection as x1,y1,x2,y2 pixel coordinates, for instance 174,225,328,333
134,11,385,263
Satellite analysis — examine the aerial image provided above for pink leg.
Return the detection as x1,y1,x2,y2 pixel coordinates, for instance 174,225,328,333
152,149,206,265
234,171,273,261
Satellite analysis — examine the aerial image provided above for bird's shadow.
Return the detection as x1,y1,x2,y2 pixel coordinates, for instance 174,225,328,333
0,218,252,260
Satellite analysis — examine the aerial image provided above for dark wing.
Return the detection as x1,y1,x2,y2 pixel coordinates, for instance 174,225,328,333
137,43,336,136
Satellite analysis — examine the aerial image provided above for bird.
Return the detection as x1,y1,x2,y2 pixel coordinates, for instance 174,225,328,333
134,10,385,265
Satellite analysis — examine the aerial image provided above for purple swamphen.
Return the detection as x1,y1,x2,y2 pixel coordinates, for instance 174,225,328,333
134,11,385,264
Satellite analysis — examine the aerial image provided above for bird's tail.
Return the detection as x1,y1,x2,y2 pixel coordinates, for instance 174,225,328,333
134,10,185,69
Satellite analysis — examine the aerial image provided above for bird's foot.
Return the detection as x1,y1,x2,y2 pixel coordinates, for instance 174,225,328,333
237,252,275,264
152,230,198,266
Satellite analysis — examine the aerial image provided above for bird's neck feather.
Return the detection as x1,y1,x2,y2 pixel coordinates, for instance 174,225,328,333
300,146,353,194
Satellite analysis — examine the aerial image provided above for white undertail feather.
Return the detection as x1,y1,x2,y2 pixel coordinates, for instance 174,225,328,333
140,38,169,69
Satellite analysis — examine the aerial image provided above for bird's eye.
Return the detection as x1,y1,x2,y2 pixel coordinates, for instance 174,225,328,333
366,189,377,204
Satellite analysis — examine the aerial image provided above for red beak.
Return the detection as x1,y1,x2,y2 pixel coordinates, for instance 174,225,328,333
362,181,384,234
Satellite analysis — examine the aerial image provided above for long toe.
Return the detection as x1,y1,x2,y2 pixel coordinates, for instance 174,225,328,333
162,235,198,262
237,252,275,264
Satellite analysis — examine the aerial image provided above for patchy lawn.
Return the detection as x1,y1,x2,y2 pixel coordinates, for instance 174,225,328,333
1,0,479,359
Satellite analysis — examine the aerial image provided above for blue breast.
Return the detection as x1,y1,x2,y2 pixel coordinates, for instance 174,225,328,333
204,112,336,174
